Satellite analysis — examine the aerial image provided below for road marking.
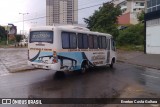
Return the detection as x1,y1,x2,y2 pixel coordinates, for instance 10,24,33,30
0,73,10,76
141,74,159,79
146,68,160,74
146,68,160,73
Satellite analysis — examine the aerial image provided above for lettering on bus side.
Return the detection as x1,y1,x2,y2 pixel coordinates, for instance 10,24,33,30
30,48,52,51
93,61,104,65
91,55,105,61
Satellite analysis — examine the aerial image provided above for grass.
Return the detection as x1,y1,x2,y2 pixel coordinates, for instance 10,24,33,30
0,40,7,45
116,45,144,52
0,40,15,45
0,40,27,48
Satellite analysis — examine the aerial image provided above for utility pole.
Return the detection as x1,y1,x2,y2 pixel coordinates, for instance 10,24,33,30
6,26,9,45
19,13,29,36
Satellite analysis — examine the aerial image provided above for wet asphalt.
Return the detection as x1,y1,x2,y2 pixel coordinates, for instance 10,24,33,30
0,62,160,107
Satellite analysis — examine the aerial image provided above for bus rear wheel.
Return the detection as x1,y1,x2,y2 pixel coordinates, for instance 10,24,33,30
110,58,115,68
81,62,89,73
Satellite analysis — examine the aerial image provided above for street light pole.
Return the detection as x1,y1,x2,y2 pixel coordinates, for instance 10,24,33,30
6,25,9,45
19,13,29,36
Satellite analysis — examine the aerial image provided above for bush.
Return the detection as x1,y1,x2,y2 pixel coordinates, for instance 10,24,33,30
0,26,7,40
117,24,144,46
117,45,144,51
15,34,23,43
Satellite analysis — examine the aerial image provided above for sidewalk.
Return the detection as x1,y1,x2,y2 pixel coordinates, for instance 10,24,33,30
117,50,160,70
0,48,35,76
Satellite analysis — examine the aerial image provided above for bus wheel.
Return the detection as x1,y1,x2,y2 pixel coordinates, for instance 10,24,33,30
110,58,115,68
81,62,89,73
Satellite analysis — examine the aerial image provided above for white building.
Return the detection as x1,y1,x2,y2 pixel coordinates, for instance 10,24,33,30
46,0,78,25
145,0,160,54
112,0,145,25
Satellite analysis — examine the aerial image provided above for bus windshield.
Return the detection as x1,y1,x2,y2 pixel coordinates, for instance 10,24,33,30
29,31,53,43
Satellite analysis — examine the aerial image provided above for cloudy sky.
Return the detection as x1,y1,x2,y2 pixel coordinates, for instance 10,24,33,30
0,0,108,33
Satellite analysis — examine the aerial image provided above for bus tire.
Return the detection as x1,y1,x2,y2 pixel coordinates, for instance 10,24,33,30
81,61,89,73
110,58,115,68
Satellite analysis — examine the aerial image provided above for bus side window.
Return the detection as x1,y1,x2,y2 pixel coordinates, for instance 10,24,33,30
88,35,94,49
70,33,77,49
102,36,106,49
62,32,77,49
93,35,98,49
106,39,110,50
78,33,83,49
62,32,70,49
98,36,102,49
98,36,106,49
83,34,88,49
106,39,109,50
78,33,88,49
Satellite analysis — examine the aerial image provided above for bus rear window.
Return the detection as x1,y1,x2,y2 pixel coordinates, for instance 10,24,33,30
30,31,53,43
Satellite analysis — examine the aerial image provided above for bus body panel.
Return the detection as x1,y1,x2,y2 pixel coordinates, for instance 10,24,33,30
28,25,116,71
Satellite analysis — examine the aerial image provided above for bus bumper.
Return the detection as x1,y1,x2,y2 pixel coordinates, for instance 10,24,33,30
28,61,60,71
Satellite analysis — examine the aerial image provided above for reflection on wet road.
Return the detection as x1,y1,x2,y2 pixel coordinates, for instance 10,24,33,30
136,68,160,93
0,62,160,107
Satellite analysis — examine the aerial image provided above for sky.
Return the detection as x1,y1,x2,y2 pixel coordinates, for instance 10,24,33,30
0,0,109,34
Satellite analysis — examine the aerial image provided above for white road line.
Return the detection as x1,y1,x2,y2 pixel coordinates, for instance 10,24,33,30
146,68,160,73
0,73,10,76
141,74,159,79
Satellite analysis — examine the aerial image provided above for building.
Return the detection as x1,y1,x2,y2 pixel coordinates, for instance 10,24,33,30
3,25,17,41
46,0,78,25
112,0,145,25
145,0,160,54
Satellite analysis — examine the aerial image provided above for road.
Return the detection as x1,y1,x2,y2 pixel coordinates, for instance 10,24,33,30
0,62,160,107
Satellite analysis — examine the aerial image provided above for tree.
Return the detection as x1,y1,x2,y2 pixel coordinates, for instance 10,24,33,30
84,2,122,39
0,26,7,41
15,34,23,43
137,11,144,23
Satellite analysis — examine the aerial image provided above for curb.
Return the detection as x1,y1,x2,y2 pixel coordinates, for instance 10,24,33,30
8,67,38,73
117,59,160,70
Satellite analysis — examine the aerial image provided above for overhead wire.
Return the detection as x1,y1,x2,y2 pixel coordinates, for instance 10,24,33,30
79,0,107,7
11,2,106,24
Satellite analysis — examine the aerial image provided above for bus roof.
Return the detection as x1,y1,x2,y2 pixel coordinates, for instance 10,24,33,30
30,25,112,37
58,25,112,37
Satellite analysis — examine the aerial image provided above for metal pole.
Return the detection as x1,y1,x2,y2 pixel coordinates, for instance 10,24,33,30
23,14,24,36
7,26,8,45
19,13,29,36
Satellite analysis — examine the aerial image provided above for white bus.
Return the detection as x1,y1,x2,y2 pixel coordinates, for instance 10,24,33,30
28,25,116,73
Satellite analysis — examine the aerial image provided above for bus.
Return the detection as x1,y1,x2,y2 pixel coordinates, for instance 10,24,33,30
28,25,116,73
